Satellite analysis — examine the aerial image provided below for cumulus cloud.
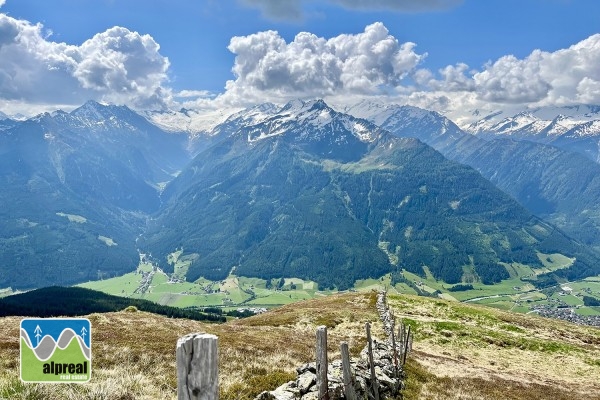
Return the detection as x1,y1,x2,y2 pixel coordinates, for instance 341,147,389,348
0,12,170,111
473,52,551,103
469,34,600,105
241,0,462,20
219,22,426,105
402,33,600,119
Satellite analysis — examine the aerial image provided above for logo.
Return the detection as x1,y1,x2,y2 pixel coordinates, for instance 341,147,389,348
20,318,91,383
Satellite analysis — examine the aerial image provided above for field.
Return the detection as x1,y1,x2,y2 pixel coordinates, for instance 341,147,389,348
71,249,600,320
1,292,599,399
77,261,322,311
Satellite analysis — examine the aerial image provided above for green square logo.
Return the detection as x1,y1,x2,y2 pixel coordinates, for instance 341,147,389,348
20,318,91,383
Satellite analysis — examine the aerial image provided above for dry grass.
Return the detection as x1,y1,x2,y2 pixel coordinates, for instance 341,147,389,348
1,291,599,399
389,294,600,400
0,292,380,400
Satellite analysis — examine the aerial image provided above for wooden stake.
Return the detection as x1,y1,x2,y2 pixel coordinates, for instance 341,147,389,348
365,322,379,400
390,318,398,379
316,326,329,400
403,325,411,365
176,333,218,400
340,342,357,400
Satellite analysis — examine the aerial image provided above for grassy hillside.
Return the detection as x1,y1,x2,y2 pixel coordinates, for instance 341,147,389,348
0,286,225,322
1,292,599,399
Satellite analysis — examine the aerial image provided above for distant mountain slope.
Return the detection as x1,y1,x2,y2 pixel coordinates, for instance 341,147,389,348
140,100,595,289
352,102,600,256
0,101,189,289
3,99,600,292
448,139,600,251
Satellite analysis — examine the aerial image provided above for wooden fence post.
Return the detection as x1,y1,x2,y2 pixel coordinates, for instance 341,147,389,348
402,325,411,366
398,321,405,364
316,326,329,400
176,333,219,400
340,342,357,400
365,322,380,400
390,317,398,379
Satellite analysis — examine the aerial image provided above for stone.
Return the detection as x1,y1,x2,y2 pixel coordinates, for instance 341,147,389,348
296,362,316,375
297,371,316,394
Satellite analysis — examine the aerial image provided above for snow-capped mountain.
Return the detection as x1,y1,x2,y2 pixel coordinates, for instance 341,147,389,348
143,107,240,135
242,99,382,145
464,105,600,139
141,96,600,291
180,99,386,160
206,102,279,140
343,100,472,150
4,97,600,292
445,104,600,163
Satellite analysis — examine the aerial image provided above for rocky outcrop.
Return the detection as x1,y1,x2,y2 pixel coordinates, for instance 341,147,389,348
255,292,406,400
256,340,404,400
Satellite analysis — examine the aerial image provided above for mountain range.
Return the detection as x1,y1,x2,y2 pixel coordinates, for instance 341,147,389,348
463,105,600,162
2,99,600,291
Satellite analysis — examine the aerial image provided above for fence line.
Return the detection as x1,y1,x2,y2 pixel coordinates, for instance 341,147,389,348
176,291,412,399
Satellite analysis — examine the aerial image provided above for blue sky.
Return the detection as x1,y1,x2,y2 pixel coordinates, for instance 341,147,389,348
1,0,599,119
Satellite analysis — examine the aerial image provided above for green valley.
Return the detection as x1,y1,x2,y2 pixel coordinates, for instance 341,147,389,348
74,249,600,322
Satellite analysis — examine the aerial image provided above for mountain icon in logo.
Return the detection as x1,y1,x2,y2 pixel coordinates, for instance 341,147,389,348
20,318,91,383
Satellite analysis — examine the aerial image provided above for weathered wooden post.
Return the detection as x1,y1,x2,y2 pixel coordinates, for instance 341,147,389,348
402,325,411,366
398,321,405,363
340,342,357,400
365,322,380,400
390,316,398,379
316,326,329,400
176,333,219,400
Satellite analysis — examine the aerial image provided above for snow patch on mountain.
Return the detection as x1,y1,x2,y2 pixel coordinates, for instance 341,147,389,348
464,105,600,138
565,120,600,138
241,99,380,144
144,107,240,135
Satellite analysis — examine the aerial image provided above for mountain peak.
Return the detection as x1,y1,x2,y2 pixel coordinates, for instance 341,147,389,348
307,99,328,111
71,100,136,120
279,99,307,113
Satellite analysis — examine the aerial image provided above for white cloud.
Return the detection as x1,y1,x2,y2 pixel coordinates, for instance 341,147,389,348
466,34,600,106
429,63,475,92
175,90,215,99
241,0,462,20
1,5,598,123
0,12,170,113
400,33,600,119
472,52,551,104
219,22,426,105
74,26,170,108
0,0,5,8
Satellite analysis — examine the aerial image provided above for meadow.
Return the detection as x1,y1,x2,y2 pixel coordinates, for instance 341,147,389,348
1,292,599,399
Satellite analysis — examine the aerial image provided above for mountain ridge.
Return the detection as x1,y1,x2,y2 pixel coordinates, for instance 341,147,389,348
140,100,598,290
2,99,600,293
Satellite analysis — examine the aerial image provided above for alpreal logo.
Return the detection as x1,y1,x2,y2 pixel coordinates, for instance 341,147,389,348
20,318,91,383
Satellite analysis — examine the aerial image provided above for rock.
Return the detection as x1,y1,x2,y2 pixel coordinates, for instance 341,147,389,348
296,362,316,375
254,291,406,399
297,371,316,394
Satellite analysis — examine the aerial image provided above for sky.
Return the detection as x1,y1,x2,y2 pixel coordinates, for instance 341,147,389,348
1,0,599,122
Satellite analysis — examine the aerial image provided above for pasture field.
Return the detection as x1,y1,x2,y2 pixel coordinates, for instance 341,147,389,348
72,250,600,317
